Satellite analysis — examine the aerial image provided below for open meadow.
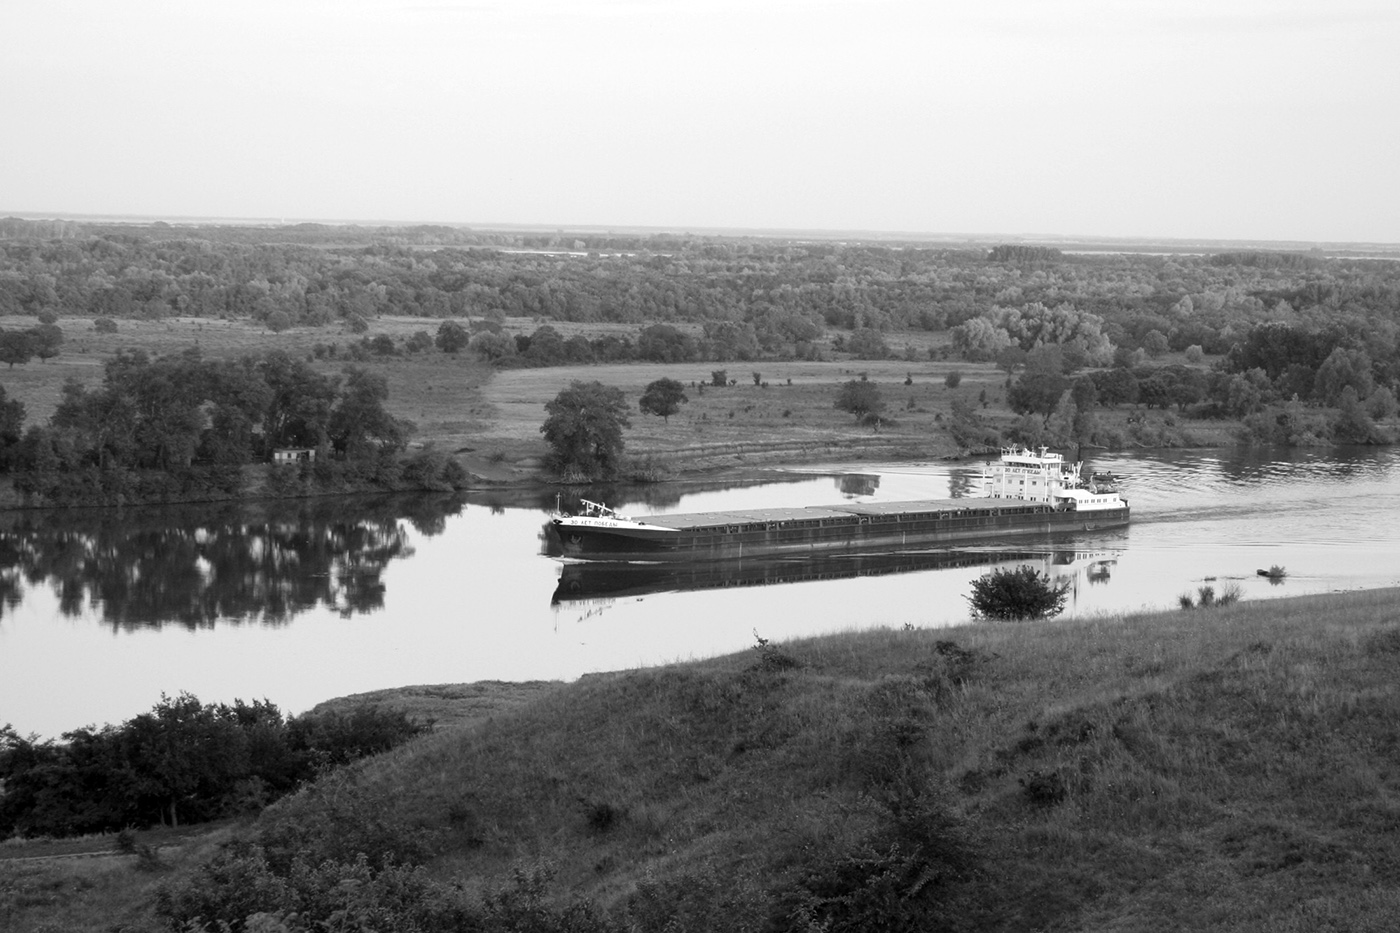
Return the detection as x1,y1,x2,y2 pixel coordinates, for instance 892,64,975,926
0,313,1239,487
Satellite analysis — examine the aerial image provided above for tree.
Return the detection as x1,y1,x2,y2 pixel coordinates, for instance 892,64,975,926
639,378,688,423
469,330,516,361
702,320,759,361
540,381,631,480
368,333,397,356
435,320,469,354
1366,386,1398,421
847,327,889,360
1091,368,1138,407
0,385,25,471
0,330,34,368
259,351,338,452
1142,329,1170,358
948,394,990,448
265,310,292,333
951,318,1012,362
994,345,1027,376
1008,371,1070,425
637,323,696,363
523,325,567,365
202,358,272,464
1332,386,1382,444
967,566,1070,621
29,324,64,362
1313,346,1374,405
835,378,884,423
329,367,407,459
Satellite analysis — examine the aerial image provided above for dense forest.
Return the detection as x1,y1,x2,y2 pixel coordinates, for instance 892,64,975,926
4,218,1399,358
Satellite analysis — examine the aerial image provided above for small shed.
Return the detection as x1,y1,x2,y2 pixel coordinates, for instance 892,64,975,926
272,447,317,464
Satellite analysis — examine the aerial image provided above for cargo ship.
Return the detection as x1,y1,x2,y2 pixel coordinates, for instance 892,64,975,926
546,446,1128,562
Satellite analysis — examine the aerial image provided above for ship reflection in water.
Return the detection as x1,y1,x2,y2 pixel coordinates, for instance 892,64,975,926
550,546,1120,605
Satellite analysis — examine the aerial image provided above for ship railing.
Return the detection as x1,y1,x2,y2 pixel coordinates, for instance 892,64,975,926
579,499,625,519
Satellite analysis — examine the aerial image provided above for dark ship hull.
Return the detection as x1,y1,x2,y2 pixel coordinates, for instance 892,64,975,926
546,497,1130,562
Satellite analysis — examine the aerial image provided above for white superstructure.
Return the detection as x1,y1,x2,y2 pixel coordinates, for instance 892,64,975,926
979,446,1127,513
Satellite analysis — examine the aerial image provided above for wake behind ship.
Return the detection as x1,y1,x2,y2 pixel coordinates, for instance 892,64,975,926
546,447,1128,562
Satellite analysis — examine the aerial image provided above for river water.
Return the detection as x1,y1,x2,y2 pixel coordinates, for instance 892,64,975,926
2,447,1397,738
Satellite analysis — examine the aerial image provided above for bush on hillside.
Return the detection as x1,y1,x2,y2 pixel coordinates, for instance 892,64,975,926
777,787,985,933
0,696,426,838
966,566,1070,621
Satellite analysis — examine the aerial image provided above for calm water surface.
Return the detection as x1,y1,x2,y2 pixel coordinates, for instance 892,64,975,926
2,447,1397,737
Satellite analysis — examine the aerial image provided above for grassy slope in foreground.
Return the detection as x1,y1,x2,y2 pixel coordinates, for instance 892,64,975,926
6,588,1399,932
252,587,1400,932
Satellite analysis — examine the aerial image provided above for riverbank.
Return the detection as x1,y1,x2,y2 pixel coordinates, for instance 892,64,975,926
0,314,1252,508
8,585,1399,931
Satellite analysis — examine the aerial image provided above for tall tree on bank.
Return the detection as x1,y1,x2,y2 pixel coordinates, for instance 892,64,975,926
541,381,631,480
259,351,338,453
639,377,688,423
328,366,408,459
835,378,884,424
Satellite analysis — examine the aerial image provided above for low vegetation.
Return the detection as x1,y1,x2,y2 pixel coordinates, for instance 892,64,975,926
966,565,1071,620
1179,580,1245,610
7,587,1400,931
0,694,424,838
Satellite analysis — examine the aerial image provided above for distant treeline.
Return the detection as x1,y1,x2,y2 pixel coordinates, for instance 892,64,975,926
966,318,1400,453
0,693,425,837
5,220,1400,363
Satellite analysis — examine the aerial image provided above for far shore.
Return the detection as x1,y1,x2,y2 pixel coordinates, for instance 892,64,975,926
0,312,1312,511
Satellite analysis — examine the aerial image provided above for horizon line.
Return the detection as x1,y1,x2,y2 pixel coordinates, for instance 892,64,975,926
5,209,1399,250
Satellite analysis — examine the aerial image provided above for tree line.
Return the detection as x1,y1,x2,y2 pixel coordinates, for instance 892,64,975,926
984,321,1399,451
6,221,1400,367
0,347,467,506
0,693,425,837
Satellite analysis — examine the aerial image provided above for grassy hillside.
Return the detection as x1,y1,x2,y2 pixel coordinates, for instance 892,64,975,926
12,587,1396,931
336,587,1400,931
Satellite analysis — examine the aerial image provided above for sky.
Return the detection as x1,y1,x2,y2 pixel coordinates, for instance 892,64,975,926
3,0,1398,243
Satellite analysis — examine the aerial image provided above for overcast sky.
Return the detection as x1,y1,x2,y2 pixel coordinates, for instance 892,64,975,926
3,0,1398,242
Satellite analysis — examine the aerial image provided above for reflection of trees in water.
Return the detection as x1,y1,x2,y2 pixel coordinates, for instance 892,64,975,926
0,494,463,631
947,467,983,499
836,473,880,497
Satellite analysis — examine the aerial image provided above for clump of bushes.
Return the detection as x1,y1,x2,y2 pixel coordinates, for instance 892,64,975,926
1178,581,1243,610
778,786,985,933
0,694,426,839
966,566,1070,621
750,631,801,672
